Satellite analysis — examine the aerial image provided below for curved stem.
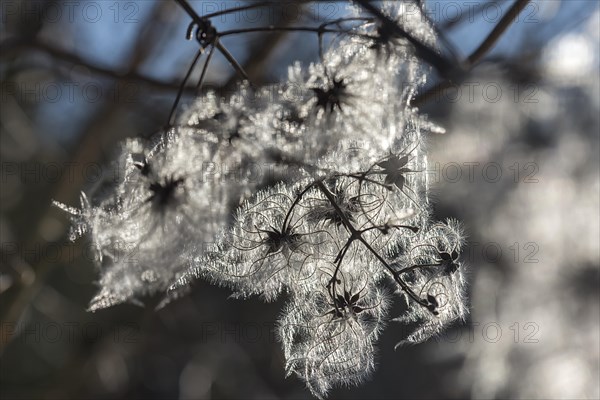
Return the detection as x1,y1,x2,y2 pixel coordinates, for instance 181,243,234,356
215,40,251,83
219,26,373,39
168,48,203,127
196,43,216,91
281,183,316,232
399,263,441,275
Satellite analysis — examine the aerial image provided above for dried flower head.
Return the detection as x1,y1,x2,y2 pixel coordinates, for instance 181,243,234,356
56,1,467,396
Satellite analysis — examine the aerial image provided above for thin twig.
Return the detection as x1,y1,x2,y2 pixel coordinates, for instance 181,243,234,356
0,39,197,94
413,0,531,106
467,0,530,65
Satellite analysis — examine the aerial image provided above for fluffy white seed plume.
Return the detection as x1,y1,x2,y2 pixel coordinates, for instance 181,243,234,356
278,268,389,399
190,181,325,301
392,219,468,345
57,128,237,310
56,1,467,396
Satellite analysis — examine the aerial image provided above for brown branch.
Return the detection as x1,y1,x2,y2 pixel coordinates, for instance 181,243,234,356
0,39,200,94
413,0,531,106
441,0,506,31
467,0,530,66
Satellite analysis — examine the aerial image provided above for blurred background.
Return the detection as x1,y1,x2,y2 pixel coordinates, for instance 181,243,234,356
1,0,598,399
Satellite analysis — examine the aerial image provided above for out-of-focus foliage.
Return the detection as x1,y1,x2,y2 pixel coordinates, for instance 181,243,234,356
428,10,600,399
